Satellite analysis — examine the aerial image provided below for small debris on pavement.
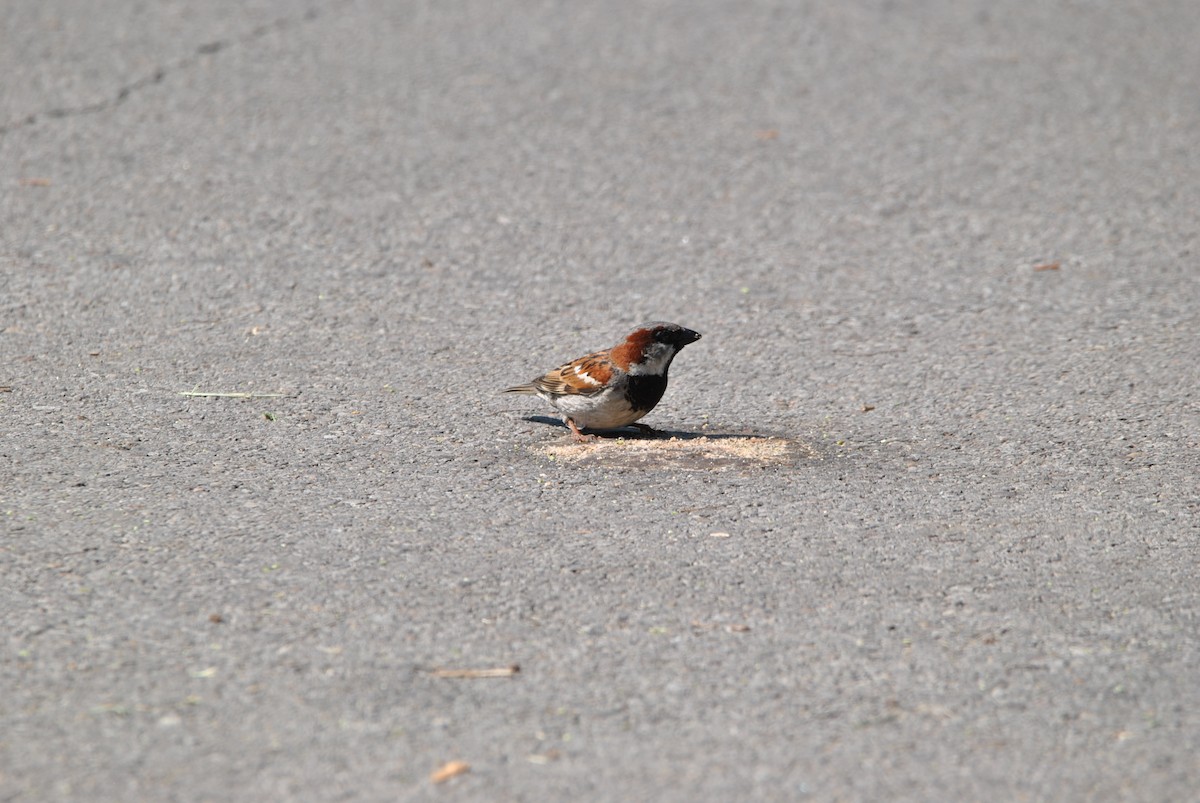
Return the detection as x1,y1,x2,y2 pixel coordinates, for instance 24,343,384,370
430,760,470,783
432,664,520,679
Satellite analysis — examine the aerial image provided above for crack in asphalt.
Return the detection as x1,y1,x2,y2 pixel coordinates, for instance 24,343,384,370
0,8,319,137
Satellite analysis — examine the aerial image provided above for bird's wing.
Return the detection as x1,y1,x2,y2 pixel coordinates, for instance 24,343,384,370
529,350,616,396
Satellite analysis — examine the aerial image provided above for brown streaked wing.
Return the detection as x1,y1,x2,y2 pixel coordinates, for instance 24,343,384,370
533,351,614,395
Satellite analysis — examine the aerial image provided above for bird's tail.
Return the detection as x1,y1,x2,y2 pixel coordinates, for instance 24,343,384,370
502,383,539,394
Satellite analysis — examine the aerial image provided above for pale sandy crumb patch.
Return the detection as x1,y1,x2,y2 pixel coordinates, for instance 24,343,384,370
540,435,815,470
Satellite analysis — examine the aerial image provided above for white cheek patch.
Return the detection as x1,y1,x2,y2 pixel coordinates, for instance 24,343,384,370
624,343,673,376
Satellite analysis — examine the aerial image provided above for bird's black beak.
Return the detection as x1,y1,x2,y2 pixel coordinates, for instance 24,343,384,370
678,328,701,346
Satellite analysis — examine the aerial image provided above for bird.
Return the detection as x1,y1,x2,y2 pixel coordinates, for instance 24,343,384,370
504,322,702,442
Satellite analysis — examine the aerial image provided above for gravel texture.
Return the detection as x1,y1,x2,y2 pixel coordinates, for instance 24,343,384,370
3,1,1199,800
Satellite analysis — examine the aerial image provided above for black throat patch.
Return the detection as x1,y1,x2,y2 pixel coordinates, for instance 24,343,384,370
624,373,668,413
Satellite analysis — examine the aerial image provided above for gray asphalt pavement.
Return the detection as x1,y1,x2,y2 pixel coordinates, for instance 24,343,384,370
3,1,1199,800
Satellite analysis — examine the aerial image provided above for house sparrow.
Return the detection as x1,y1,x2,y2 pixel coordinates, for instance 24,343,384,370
504,322,702,442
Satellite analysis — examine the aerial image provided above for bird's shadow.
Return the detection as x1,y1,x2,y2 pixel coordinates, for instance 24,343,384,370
520,415,773,441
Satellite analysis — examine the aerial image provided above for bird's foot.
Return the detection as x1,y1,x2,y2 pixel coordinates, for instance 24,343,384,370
566,419,596,443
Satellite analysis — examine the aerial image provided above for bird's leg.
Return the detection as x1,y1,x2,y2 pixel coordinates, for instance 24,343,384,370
566,418,595,443
628,422,663,437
